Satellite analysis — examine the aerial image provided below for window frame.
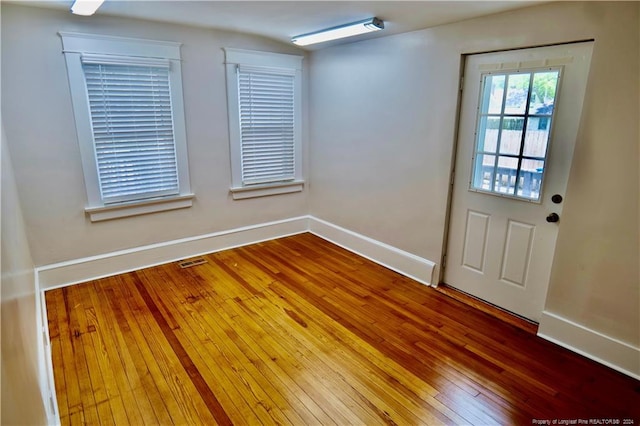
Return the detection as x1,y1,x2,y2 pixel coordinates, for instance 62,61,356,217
224,48,304,200
469,66,563,203
60,32,193,221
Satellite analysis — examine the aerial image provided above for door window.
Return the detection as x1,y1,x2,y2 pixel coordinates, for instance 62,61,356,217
470,68,561,201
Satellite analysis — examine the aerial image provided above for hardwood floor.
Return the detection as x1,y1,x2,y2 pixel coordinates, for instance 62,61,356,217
433,284,539,335
46,233,640,425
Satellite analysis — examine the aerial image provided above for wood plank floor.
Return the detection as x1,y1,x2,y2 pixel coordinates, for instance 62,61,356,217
46,233,640,425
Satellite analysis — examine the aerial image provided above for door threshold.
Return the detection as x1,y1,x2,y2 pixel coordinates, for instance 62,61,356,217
434,283,539,335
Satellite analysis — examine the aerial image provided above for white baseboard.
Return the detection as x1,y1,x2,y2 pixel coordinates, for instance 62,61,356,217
36,215,437,291
538,311,640,380
36,284,61,426
36,216,309,291
308,216,436,286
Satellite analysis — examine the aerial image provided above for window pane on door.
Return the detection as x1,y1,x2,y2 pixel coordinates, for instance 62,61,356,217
472,153,496,191
523,117,551,157
470,68,560,202
499,117,524,155
528,71,559,115
518,159,545,199
480,75,506,114
504,73,530,114
495,156,518,195
477,116,500,152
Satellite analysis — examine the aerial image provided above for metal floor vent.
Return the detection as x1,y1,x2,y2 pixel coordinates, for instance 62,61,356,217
178,258,207,269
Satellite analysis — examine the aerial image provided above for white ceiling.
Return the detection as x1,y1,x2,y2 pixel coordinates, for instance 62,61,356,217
16,0,546,49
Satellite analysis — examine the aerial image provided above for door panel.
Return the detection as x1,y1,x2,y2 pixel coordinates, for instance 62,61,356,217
444,42,594,322
500,220,535,287
462,210,490,273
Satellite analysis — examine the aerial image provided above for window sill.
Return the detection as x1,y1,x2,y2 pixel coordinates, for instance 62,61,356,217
85,194,194,222
230,180,304,200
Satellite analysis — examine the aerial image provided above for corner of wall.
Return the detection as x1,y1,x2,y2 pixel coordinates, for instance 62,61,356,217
1,124,52,424
308,216,436,286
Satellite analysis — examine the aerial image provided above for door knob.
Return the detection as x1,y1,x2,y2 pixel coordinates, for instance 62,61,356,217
546,213,560,223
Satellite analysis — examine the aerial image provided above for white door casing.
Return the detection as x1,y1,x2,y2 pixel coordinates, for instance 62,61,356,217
444,42,594,322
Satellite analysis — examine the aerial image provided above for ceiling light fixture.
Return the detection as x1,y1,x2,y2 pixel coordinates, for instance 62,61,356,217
291,17,384,46
70,0,105,16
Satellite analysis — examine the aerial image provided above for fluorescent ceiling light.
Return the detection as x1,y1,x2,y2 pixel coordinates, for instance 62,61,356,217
291,17,384,46
70,0,105,16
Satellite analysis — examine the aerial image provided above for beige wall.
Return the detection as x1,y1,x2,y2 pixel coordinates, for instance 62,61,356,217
309,2,639,346
1,4,309,266
544,3,639,345
1,124,48,425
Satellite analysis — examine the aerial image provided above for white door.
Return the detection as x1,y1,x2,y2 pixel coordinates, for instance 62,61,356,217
444,42,593,322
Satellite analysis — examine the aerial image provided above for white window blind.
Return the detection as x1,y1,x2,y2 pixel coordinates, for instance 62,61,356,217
238,66,295,185
82,58,179,203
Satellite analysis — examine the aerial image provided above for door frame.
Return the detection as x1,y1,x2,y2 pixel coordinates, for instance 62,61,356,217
438,40,594,286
